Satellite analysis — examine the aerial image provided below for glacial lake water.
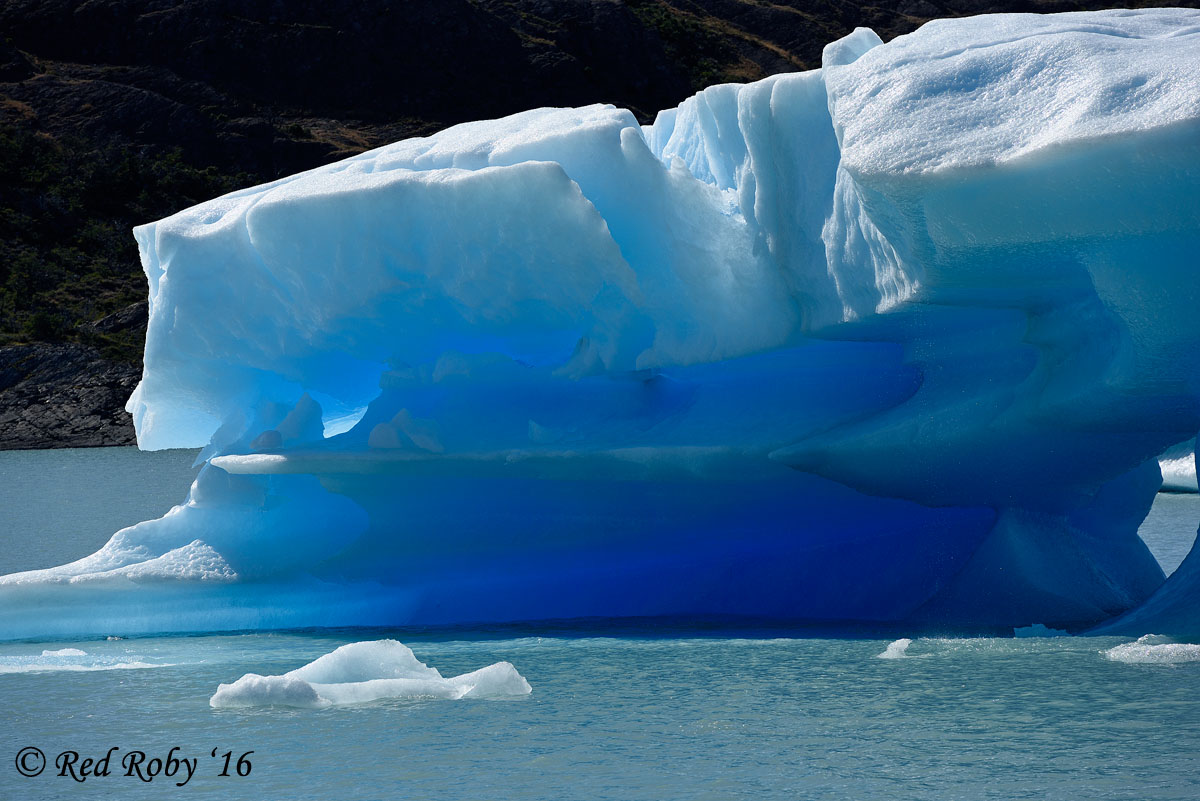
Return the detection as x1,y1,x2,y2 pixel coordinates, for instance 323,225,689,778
1,447,1198,800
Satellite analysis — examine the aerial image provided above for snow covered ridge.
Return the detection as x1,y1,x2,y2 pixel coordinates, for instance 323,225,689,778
1,10,1199,639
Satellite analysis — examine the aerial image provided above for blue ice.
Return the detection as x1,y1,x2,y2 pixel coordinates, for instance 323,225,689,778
3,10,1199,639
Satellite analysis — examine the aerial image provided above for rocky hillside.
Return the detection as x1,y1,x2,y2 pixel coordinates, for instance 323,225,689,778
1,0,1195,448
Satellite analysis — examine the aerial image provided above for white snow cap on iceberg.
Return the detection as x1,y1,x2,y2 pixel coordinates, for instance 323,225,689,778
209,640,531,708
825,9,1200,175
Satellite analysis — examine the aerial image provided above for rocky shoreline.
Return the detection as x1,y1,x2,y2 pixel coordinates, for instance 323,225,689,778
0,342,138,449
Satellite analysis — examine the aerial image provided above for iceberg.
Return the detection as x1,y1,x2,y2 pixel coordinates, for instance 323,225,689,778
210,642,530,709
209,640,531,708
3,9,1199,639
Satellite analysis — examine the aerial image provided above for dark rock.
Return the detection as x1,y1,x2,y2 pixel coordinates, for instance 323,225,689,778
0,344,139,449
81,301,148,335
0,41,36,82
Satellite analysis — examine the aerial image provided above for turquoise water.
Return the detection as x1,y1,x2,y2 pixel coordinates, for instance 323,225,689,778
1,631,1199,800
1,448,1198,800
0,447,201,575
1139,491,1199,576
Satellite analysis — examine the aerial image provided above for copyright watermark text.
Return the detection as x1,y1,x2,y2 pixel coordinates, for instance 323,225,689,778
14,747,253,786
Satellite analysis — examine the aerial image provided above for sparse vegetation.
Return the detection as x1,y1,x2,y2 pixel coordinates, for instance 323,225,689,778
0,127,256,360
626,0,738,90
2,0,1198,447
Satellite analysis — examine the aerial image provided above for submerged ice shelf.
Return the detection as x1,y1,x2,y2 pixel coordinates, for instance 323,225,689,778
3,9,1200,639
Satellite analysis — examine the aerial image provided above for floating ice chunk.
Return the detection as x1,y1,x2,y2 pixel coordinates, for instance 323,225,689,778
1158,439,1197,493
286,639,441,683
0,649,168,674
209,640,531,709
1104,634,1200,665
877,638,912,659
1013,624,1069,638
210,674,331,709
445,661,535,698
1159,457,1198,494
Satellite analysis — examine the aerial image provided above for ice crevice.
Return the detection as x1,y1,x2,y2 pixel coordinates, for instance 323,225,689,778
1,10,1199,639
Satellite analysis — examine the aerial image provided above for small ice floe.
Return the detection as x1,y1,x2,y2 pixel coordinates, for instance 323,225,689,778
1159,453,1198,493
1013,623,1069,638
1105,634,1200,665
210,639,531,709
876,638,912,659
0,648,166,674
